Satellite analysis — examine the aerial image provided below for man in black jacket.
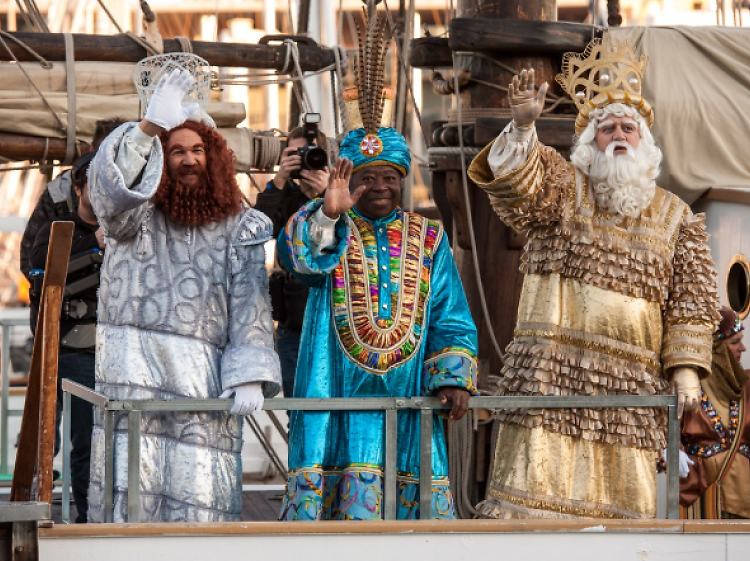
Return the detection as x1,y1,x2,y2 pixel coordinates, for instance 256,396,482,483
29,151,103,522
20,119,122,280
254,127,329,397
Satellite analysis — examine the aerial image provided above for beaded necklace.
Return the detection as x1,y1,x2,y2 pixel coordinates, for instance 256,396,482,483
685,391,740,458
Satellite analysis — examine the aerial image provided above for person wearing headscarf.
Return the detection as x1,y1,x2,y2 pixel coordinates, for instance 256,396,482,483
680,307,750,519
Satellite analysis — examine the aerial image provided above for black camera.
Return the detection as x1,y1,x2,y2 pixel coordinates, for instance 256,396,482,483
290,112,328,180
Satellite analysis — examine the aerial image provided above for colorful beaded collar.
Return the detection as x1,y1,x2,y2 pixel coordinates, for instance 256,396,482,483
332,209,441,374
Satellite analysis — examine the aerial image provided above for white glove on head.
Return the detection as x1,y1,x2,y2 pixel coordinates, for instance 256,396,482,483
663,448,695,479
673,367,701,419
219,382,264,416
144,68,201,131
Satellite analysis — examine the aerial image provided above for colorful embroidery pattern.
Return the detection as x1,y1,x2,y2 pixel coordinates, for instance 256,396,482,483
332,210,441,374
685,391,740,458
279,466,455,520
424,347,479,395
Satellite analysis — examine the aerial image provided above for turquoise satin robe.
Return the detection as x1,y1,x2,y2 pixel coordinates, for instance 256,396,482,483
277,200,478,520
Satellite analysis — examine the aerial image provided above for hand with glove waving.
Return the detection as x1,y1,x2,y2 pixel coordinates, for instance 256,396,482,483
139,68,201,137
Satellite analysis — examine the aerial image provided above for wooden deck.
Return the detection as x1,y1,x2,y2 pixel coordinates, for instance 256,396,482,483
49,489,285,523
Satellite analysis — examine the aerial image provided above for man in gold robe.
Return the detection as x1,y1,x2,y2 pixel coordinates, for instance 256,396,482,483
468,39,720,519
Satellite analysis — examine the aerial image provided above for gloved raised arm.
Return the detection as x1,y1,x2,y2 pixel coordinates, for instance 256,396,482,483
140,68,200,137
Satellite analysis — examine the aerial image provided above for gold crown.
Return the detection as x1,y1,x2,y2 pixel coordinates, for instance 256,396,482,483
555,39,653,136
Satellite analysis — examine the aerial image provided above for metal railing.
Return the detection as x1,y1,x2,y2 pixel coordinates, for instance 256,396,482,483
0,309,30,480
62,379,681,523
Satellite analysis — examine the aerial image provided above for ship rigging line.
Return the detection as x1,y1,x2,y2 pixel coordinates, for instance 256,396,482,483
452,51,506,364
381,0,430,148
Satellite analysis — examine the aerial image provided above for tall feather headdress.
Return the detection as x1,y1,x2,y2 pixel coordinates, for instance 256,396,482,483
339,0,411,175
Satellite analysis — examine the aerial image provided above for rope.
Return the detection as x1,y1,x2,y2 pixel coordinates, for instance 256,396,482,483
446,107,511,125
0,33,66,133
255,135,283,170
215,63,337,86
332,46,350,139
449,413,478,519
452,52,506,363
175,36,193,53
381,0,430,148
427,146,480,156
124,32,160,56
14,0,34,31
94,0,158,56
20,0,49,33
63,33,77,166
287,39,313,114
0,31,52,67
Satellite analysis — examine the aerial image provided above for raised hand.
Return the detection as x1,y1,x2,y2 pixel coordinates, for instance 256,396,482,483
143,68,200,133
508,68,548,130
322,158,364,219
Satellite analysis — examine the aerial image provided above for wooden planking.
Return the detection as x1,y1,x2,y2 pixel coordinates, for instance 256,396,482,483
242,490,283,522
449,19,600,54
0,32,339,72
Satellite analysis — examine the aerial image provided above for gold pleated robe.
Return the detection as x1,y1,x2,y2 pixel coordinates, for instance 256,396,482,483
468,135,719,519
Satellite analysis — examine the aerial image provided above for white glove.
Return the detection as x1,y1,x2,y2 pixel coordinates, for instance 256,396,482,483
219,382,264,415
673,367,701,419
144,68,200,131
663,448,695,479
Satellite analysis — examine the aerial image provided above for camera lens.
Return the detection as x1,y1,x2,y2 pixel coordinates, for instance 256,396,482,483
303,146,328,171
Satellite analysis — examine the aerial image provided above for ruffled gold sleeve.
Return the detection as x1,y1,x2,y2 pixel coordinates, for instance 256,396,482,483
661,211,720,378
468,140,573,236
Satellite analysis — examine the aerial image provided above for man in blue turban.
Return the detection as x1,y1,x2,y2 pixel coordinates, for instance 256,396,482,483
276,114,479,520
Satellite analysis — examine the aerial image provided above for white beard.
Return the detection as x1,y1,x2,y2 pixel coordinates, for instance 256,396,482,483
571,140,659,219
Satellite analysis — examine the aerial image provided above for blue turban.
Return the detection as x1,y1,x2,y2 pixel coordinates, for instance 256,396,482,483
339,127,411,176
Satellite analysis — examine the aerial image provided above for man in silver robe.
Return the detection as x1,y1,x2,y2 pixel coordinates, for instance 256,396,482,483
87,68,281,523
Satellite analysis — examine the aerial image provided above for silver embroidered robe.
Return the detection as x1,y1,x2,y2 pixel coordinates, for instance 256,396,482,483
87,123,281,523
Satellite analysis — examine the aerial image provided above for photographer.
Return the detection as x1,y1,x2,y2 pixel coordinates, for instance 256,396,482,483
29,150,102,523
254,121,329,398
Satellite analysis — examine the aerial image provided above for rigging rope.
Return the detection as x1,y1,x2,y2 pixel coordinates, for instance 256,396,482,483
452,52,506,364
381,0,430,148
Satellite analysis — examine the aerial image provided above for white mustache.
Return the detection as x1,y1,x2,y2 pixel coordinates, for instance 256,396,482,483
605,141,634,158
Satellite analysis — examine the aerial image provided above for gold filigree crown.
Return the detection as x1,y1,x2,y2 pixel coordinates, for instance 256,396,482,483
556,39,653,136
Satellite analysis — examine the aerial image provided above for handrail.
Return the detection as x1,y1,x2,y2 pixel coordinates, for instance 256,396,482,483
61,379,681,523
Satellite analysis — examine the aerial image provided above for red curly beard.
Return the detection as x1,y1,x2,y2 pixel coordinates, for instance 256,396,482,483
152,121,242,226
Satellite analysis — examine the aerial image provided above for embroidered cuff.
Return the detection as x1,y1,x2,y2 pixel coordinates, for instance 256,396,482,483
423,347,478,396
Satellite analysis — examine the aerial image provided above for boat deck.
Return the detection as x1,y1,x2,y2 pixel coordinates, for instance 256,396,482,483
49,488,285,523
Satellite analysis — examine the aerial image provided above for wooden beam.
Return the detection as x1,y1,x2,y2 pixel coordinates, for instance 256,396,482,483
11,222,73,503
473,117,575,149
36,286,62,505
0,133,90,162
408,37,452,68
0,32,338,71
448,19,601,54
